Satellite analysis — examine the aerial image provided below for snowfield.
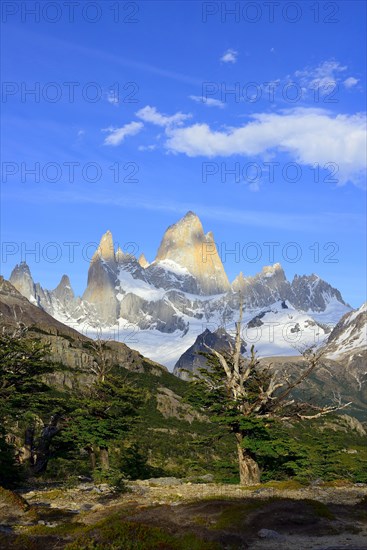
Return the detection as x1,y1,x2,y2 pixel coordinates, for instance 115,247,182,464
71,299,349,370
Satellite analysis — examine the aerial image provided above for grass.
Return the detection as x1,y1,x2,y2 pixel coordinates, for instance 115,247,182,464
0,486,29,511
213,500,270,530
27,522,83,536
302,499,335,520
65,516,220,550
321,479,354,487
37,488,68,500
261,479,304,490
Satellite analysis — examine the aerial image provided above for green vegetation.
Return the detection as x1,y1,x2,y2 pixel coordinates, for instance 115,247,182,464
186,335,367,485
0,326,366,490
261,420,367,484
65,515,220,550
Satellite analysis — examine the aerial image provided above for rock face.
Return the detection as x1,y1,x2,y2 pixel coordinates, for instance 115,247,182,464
1,276,81,340
173,328,246,380
9,263,84,321
138,253,149,268
82,231,119,324
7,211,355,369
9,262,37,304
156,386,205,422
291,274,346,312
231,264,291,308
231,265,347,313
154,211,230,295
53,275,75,308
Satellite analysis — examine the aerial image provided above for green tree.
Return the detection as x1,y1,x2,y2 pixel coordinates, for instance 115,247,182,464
59,374,146,472
0,325,55,416
188,303,351,485
0,324,65,476
0,425,21,487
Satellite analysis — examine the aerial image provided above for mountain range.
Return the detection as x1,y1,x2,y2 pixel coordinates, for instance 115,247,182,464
7,211,364,370
1,272,366,419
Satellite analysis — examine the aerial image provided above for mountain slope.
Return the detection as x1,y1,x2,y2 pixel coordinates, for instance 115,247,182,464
0,276,241,483
0,276,166,380
173,327,246,380
325,303,367,358
320,303,367,391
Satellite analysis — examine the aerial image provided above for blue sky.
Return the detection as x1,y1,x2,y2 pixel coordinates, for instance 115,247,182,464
1,0,366,307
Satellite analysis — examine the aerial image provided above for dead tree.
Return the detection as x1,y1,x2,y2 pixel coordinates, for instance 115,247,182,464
201,299,351,485
89,331,113,383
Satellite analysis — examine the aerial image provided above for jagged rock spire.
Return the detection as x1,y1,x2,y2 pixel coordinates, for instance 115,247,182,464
154,211,230,295
53,274,75,302
138,253,149,268
92,230,115,263
9,261,35,300
83,231,118,324
115,246,125,263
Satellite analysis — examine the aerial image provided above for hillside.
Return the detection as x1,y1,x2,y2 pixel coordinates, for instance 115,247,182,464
0,276,237,482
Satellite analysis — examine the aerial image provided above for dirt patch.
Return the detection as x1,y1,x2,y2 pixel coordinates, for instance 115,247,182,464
0,487,29,524
1,482,366,549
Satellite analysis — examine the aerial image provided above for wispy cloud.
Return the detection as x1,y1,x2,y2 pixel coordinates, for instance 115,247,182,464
102,121,143,146
5,190,364,233
343,76,359,89
220,49,238,64
189,95,225,108
136,105,191,127
12,27,204,87
294,60,347,94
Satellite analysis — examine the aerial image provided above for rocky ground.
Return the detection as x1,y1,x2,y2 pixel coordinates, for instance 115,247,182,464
1,479,367,549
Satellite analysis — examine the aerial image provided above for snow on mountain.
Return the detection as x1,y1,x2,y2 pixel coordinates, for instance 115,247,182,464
7,211,356,370
317,302,367,391
324,302,367,359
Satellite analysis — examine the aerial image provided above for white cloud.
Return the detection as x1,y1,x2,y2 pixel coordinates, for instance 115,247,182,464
270,47,275,53
164,108,367,187
189,95,225,108
343,76,359,89
220,49,238,64
103,121,143,146
136,105,191,127
295,60,347,95
107,90,119,106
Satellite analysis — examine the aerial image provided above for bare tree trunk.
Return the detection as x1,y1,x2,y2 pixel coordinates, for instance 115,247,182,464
236,435,261,485
23,427,35,465
99,447,109,470
87,446,96,470
32,416,61,474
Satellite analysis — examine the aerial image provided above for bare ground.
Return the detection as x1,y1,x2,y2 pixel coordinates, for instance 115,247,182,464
1,481,367,549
